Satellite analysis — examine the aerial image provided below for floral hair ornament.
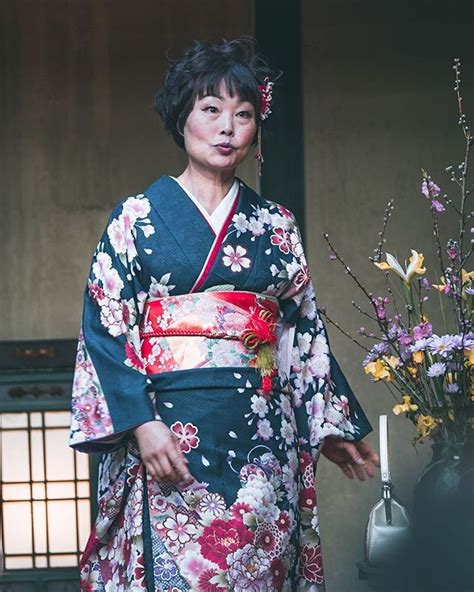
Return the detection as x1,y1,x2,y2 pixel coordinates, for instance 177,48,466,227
255,77,274,176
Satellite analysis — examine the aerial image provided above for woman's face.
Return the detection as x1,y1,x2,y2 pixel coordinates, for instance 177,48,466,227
182,81,257,175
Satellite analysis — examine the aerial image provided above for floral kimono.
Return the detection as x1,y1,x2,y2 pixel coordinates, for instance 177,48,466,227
70,175,372,592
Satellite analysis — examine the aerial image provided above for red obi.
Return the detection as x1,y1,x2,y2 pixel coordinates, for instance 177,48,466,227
140,292,279,392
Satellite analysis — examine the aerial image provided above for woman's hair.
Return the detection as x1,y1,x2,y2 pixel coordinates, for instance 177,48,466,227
154,37,280,150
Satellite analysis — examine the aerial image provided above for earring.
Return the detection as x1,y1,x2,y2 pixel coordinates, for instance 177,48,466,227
255,126,264,177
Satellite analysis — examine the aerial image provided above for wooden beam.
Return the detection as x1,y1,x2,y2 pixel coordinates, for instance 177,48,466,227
255,0,305,232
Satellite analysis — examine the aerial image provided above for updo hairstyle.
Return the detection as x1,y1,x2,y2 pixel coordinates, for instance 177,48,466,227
154,37,279,150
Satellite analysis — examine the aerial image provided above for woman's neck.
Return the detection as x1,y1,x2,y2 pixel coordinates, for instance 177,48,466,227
175,165,235,215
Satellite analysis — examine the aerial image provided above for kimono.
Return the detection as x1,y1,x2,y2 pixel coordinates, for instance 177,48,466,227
70,175,372,592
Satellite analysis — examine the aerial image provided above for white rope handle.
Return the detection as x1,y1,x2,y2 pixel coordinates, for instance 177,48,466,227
379,415,391,483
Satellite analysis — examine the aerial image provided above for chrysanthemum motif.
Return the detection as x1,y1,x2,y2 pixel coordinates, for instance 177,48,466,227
222,245,251,273
198,493,227,518
254,522,284,559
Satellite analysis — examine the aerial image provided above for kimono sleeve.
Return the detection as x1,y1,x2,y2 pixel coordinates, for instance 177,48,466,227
278,219,372,457
69,196,158,453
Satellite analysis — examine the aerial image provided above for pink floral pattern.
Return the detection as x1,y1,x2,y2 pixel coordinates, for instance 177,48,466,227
169,421,200,453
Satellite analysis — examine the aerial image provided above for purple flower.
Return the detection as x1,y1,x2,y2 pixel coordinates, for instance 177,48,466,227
427,362,446,377
399,332,412,347
420,278,431,291
445,383,460,394
413,322,433,341
466,287,474,296
363,341,390,365
421,179,441,198
410,338,430,353
428,334,460,357
431,200,445,213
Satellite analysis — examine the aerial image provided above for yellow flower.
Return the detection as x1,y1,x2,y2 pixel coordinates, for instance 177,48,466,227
374,250,426,284
393,395,419,416
464,348,474,367
412,351,424,364
407,365,418,378
432,277,447,292
364,359,392,381
461,269,474,285
416,414,439,439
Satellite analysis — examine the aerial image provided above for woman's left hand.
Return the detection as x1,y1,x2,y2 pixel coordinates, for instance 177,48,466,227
321,437,380,481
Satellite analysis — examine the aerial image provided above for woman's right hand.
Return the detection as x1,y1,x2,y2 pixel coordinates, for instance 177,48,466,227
134,420,194,486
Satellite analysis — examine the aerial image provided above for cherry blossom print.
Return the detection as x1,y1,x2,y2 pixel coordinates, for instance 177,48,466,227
299,545,324,584
101,267,124,299
170,421,200,453
222,245,251,273
256,418,274,441
123,195,151,219
92,251,113,282
232,212,249,235
270,227,291,254
163,510,197,547
198,518,253,570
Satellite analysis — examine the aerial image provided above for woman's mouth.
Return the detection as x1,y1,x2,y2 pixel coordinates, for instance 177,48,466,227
214,144,235,155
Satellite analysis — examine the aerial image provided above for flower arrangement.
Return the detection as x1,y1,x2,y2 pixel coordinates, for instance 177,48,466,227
321,59,473,448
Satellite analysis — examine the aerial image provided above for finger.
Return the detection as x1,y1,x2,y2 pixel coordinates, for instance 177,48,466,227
339,463,354,479
170,445,193,482
346,443,367,467
363,460,377,478
357,441,381,466
158,455,180,484
144,461,159,482
352,463,366,482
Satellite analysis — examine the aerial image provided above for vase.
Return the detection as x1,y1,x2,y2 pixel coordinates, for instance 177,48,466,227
413,435,474,591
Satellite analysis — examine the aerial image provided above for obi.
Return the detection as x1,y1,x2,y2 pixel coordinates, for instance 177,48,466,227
139,291,279,393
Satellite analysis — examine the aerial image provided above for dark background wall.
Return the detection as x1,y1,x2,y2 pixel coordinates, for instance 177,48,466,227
0,0,256,339
302,1,474,590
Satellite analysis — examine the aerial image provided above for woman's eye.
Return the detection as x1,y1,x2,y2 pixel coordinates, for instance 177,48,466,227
238,110,253,119
204,106,218,113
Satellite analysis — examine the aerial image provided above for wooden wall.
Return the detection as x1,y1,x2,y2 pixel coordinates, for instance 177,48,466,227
0,0,255,340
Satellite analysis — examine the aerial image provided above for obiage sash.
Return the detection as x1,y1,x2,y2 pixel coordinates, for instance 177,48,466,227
140,292,279,392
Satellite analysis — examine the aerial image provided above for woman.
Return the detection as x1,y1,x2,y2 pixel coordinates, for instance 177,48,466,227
70,38,379,591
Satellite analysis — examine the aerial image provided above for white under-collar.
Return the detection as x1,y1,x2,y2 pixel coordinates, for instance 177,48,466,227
170,176,239,235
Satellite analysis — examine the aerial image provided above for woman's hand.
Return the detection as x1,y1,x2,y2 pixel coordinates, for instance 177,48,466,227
321,436,380,481
134,420,194,486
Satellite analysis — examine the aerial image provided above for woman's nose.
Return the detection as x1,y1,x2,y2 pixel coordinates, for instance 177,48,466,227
219,114,234,136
